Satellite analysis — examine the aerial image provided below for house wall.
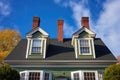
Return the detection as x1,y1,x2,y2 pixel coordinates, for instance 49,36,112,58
79,31,89,38
27,40,45,59
13,67,105,80
27,32,47,59
32,31,42,38
75,31,95,59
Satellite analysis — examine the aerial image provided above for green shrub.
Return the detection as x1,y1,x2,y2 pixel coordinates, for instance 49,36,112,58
0,64,20,80
103,64,120,80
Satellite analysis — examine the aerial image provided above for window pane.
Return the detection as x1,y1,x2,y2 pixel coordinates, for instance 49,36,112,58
84,72,96,80
32,39,42,53
45,73,49,80
79,39,90,54
32,40,41,47
20,73,25,80
73,73,79,80
29,72,40,80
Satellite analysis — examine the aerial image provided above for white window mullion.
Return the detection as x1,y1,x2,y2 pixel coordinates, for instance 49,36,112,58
75,39,78,58
91,38,96,58
43,39,46,58
88,39,91,55
78,39,81,55
26,39,30,58
41,71,44,80
25,71,29,80
29,39,33,55
95,71,99,80
49,72,52,80
80,71,83,80
40,39,43,53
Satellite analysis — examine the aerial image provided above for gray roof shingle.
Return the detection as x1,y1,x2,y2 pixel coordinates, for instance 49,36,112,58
5,38,116,60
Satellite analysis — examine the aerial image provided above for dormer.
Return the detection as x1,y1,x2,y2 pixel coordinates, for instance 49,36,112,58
26,16,49,59
72,17,96,59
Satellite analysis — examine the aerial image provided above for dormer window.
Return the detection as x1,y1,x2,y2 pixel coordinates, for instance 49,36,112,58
74,37,95,59
79,38,91,55
32,39,42,53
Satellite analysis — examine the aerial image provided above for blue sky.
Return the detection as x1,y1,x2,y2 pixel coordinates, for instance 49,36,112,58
0,0,120,57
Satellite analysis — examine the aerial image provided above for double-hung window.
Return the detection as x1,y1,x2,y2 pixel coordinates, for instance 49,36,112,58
73,73,80,80
45,73,50,80
29,72,40,80
31,39,42,54
78,38,92,55
20,70,52,80
84,72,96,80
71,71,98,80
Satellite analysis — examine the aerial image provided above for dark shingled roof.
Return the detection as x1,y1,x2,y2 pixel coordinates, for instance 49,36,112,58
5,38,116,60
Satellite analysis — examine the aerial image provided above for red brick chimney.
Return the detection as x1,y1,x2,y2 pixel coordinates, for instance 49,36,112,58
58,20,64,42
32,16,40,30
81,17,89,29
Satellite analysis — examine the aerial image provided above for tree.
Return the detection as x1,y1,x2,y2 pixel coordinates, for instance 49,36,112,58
103,64,120,80
0,64,20,80
0,29,21,62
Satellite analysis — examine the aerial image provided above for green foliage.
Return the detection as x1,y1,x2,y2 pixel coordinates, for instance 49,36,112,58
103,64,120,80
0,29,21,62
0,64,20,80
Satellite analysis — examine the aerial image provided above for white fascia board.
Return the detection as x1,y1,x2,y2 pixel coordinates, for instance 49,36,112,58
84,28,96,36
26,27,49,37
38,28,49,36
71,36,78,46
11,65,110,68
4,60,117,63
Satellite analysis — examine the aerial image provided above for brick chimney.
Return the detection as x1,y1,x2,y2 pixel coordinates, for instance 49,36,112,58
58,20,64,42
81,17,89,29
32,16,40,30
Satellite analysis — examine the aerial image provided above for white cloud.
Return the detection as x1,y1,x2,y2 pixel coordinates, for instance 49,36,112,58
54,0,90,37
54,0,120,57
95,0,120,57
0,1,11,16
63,22,75,37
69,1,90,28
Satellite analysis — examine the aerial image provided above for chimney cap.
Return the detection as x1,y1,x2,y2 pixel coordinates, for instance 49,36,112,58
32,16,40,30
33,16,40,21
81,17,89,29
82,17,89,19
58,20,64,25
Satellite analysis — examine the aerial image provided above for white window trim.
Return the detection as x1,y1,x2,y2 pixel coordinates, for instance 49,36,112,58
78,38,92,55
30,38,43,54
20,70,52,80
78,38,93,55
71,71,82,80
44,71,52,80
71,70,98,80
20,70,43,80
75,39,78,58
91,38,96,58
43,39,47,58
26,38,30,58
26,38,47,58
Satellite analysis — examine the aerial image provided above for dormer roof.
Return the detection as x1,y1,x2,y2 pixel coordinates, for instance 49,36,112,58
26,27,49,38
73,27,96,38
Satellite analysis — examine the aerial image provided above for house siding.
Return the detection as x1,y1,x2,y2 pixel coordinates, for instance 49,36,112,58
76,39,94,59
32,31,42,38
79,31,89,38
13,67,105,80
27,39,46,59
